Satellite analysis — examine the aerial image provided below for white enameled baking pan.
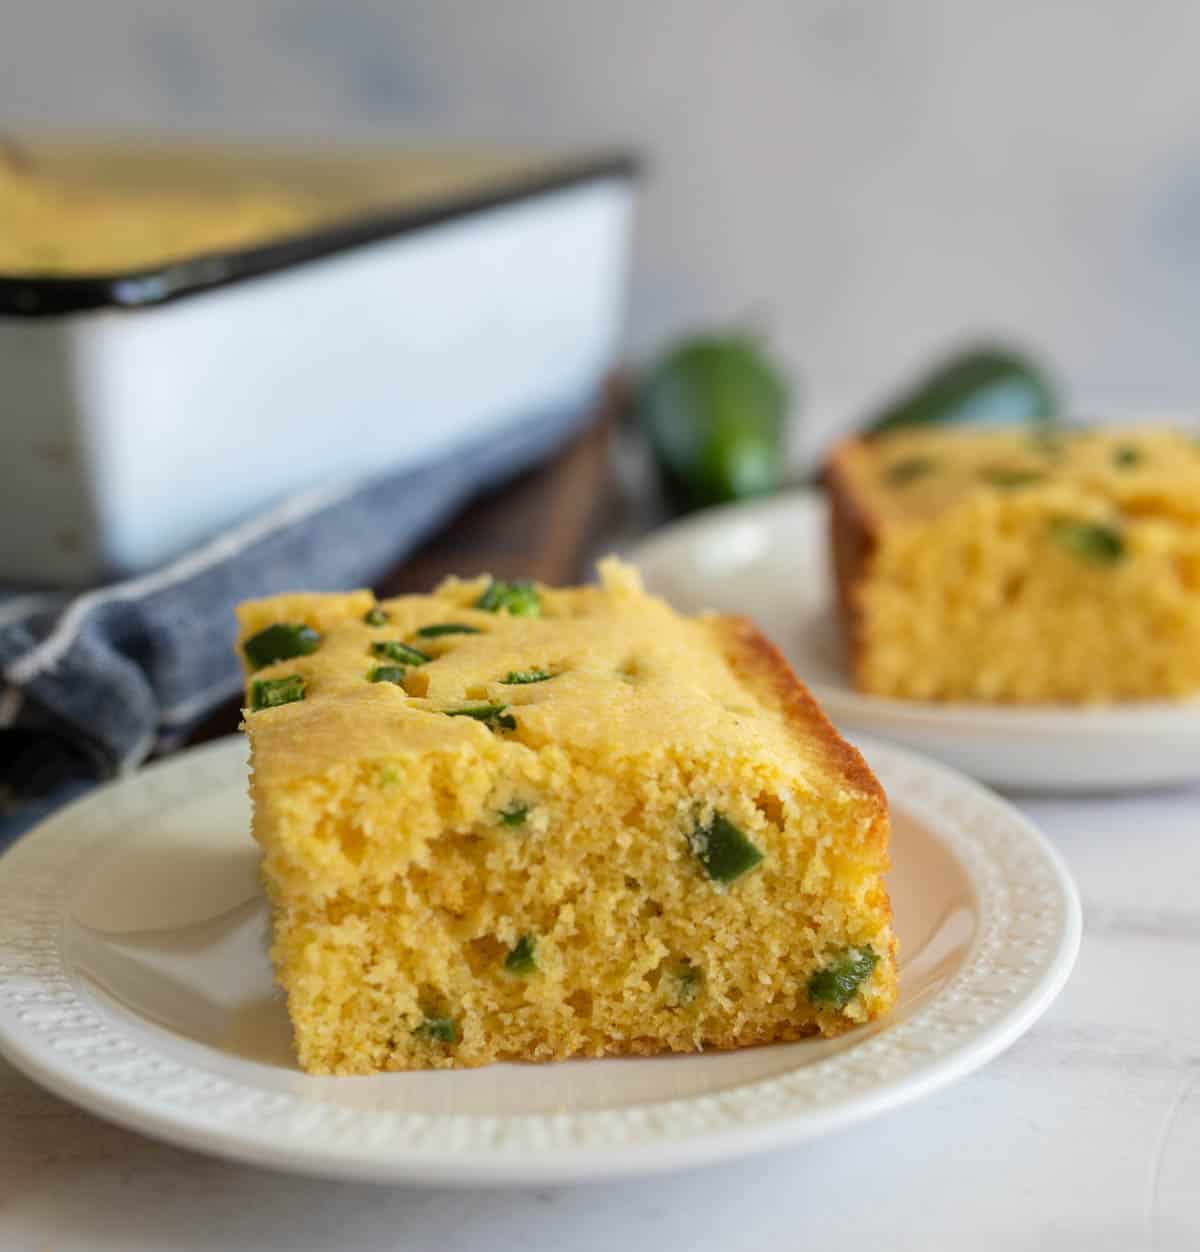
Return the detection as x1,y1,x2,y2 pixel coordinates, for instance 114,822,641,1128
0,142,637,584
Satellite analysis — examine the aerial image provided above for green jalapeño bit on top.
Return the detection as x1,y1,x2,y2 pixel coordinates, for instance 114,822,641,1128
363,606,389,626
502,669,552,685
371,640,431,665
445,703,517,731
1029,425,1067,460
977,465,1045,489
497,803,528,827
883,456,937,487
687,812,764,885
250,674,306,711
415,622,482,638
368,665,407,686
807,946,879,1009
476,579,541,617
243,622,321,671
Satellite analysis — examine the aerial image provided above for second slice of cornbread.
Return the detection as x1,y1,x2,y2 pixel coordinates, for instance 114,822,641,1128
238,560,897,1074
829,426,1200,703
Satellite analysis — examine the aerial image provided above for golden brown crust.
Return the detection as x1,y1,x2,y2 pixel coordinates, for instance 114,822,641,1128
708,613,887,812
825,439,882,689
709,613,892,927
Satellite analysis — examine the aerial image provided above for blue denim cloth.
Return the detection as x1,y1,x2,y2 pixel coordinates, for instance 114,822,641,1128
0,397,593,847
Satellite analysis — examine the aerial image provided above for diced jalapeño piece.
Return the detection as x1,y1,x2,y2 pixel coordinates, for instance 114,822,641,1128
1029,425,1067,459
363,606,389,626
505,934,538,975
502,669,552,685
416,622,482,638
978,465,1045,489
445,703,517,731
497,804,528,827
371,641,431,665
668,960,702,1006
476,579,541,617
243,623,320,671
250,674,306,710
414,1017,459,1044
883,456,936,486
687,812,764,885
368,665,407,685
1049,517,1125,564
1022,423,1072,463
1113,444,1141,468
807,946,879,1009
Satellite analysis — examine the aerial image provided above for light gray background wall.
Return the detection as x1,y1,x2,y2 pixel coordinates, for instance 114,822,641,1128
4,0,1199,444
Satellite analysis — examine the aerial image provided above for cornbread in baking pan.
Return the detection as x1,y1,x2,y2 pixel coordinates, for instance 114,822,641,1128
237,560,897,1074
828,426,1200,703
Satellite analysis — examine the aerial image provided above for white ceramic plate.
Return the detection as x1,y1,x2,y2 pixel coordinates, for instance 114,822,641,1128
0,735,1077,1186
630,491,1200,791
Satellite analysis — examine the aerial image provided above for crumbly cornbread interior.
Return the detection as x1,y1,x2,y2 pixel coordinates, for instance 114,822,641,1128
830,426,1200,703
238,560,896,1074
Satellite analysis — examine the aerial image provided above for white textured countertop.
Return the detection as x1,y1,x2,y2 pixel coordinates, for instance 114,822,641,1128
0,782,1196,1251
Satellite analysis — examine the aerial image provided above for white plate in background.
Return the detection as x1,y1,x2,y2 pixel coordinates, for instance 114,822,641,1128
630,491,1200,792
0,735,1078,1185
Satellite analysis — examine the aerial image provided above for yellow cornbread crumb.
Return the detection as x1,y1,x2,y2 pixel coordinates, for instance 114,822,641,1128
829,425,1200,703
237,560,897,1074
0,160,319,274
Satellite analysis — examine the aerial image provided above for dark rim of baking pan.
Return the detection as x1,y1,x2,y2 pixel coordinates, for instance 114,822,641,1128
0,151,639,317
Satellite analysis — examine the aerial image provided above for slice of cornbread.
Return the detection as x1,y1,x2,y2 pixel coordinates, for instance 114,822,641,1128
237,560,896,1074
829,425,1200,702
